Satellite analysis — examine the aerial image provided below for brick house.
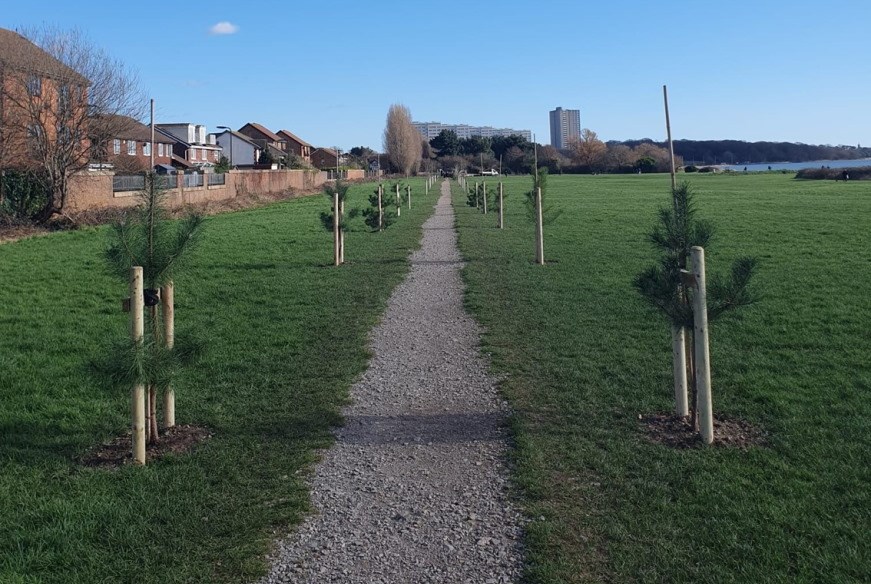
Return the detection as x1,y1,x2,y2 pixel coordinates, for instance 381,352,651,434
237,122,283,152
276,129,312,163
97,114,174,172
0,27,90,171
311,147,338,170
155,123,223,169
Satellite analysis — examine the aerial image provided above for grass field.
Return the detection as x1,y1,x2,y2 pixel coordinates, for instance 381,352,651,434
0,178,433,583
453,173,870,583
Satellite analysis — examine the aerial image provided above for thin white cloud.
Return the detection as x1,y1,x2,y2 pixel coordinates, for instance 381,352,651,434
209,22,239,35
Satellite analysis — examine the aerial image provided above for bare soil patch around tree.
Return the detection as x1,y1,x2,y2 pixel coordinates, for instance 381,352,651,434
639,412,767,449
79,424,213,469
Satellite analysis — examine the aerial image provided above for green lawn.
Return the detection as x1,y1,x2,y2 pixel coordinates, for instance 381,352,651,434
453,173,870,583
0,178,433,583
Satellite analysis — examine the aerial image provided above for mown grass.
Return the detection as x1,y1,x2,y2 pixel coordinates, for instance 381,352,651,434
453,173,870,583
0,178,434,583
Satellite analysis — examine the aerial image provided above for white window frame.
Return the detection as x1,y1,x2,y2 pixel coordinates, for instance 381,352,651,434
114,139,121,155
191,148,197,161
158,143,164,157
143,142,151,156
127,140,136,155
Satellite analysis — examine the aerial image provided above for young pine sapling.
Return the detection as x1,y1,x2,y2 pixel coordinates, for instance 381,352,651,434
634,182,758,436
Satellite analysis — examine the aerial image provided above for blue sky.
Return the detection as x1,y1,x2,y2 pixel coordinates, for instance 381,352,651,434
3,0,869,150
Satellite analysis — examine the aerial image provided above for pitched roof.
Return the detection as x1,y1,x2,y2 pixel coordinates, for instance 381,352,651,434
101,115,174,143
239,122,281,142
0,27,89,85
312,147,337,157
276,129,312,147
215,129,260,148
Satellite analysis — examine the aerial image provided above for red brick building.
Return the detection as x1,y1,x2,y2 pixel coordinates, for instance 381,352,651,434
311,147,338,170
0,28,90,171
98,115,174,172
276,129,312,163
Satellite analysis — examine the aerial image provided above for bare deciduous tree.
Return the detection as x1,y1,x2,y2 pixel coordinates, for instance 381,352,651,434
383,103,421,176
0,26,143,223
567,128,608,171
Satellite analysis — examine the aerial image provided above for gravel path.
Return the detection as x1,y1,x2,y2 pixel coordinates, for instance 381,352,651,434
257,180,523,583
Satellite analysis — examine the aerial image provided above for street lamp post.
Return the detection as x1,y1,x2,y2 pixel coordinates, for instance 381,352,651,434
216,126,233,168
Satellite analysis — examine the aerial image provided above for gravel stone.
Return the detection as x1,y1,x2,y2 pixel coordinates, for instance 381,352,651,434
256,181,523,583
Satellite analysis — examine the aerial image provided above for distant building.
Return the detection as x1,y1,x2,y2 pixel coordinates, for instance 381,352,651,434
211,129,260,168
310,147,338,170
413,122,532,142
549,107,580,150
155,123,223,169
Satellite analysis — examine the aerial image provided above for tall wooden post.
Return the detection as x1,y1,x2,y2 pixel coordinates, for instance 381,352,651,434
162,281,175,429
395,183,401,217
130,267,146,465
498,182,504,229
664,84,691,417
475,182,480,209
407,185,411,209
691,246,713,444
535,187,544,265
333,191,340,266
663,85,677,191
378,184,383,231
482,182,487,214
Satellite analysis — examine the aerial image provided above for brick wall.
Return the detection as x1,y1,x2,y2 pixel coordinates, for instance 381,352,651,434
66,169,329,212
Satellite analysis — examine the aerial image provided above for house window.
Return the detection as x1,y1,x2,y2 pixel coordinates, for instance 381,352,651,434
158,143,164,157
143,142,151,156
114,139,121,154
58,85,70,113
27,75,42,96
191,148,197,161
58,126,73,145
127,140,136,155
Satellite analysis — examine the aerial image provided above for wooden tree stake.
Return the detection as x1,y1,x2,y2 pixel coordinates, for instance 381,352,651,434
130,266,146,465
378,184,384,231
333,191,340,266
498,182,504,229
395,184,401,217
339,198,345,264
482,182,488,214
671,325,689,416
691,246,713,444
664,84,691,416
162,281,175,429
407,185,411,209
535,187,545,265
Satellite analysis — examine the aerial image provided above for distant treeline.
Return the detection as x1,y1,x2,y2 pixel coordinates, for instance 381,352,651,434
795,166,871,180
609,139,871,165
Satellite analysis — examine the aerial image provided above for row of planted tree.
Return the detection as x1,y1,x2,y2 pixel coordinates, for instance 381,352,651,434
109,174,440,464
319,176,439,266
459,167,757,445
